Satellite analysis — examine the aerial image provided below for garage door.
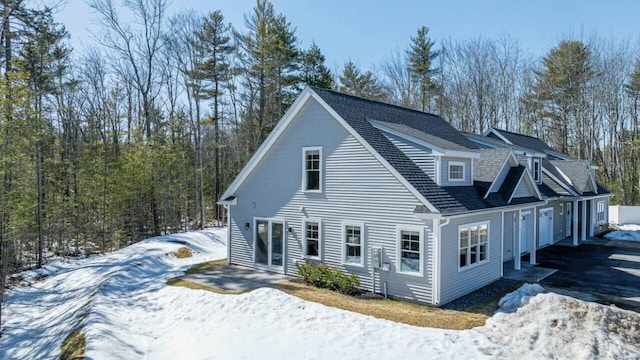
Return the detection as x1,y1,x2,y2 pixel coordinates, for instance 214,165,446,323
539,208,554,247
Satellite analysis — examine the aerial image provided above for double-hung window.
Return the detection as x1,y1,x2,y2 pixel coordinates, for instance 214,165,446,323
459,222,489,270
448,161,465,182
597,201,606,223
303,147,322,192
343,223,363,266
303,220,320,259
398,228,423,275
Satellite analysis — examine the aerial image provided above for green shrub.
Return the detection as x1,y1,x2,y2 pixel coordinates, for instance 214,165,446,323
298,261,360,295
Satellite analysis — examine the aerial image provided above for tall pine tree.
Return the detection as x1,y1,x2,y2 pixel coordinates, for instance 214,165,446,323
406,26,440,112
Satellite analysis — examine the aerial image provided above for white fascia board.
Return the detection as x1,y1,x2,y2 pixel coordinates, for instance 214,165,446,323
541,167,580,196
219,88,315,201
483,151,515,199
311,92,440,213
371,121,480,159
483,128,513,145
554,166,574,186
544,150,573,161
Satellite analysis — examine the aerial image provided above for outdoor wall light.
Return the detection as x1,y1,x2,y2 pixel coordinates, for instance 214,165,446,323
245,222,250,231
288,227,293,234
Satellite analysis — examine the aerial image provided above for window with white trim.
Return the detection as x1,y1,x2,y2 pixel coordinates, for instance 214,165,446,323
448,161,465,181
344,224,363,265
303,147,322,192
533,158,541,183
459,222,489,270
597,201,606,223
303,220,320,259
398,228,422,275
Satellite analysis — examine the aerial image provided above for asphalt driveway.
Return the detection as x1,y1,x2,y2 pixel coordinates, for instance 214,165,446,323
536,241,640,309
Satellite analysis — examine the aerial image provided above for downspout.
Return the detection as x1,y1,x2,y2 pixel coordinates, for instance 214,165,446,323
434,217,450,306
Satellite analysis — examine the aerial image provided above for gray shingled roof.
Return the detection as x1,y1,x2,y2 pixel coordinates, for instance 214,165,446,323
539,172,573,198
310,87,543,213
549,160,594,195
369,120,477,153
465,132,535,154
490,128,554,154
473,149,512,197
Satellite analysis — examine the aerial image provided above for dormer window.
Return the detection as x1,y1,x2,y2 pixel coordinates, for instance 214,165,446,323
533,158,541,183
448,161,465,182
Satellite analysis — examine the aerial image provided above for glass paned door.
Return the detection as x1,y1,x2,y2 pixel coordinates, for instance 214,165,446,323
254,220,284,268
271,222,283,266
255,220,269,265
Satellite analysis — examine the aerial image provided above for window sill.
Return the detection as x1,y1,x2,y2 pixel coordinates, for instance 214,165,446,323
303,189,323,194
458,260,489,272
396,269,423,277
303,255,321,261
343,261,364,268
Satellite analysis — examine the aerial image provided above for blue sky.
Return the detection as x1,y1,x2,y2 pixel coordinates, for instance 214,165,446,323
57,0,640,70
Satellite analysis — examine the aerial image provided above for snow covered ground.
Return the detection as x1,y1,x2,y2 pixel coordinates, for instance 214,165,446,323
1,229,639,359
605,224,640,242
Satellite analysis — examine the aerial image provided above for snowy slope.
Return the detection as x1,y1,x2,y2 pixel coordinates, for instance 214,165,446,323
1,228,639,360
606,224,640,242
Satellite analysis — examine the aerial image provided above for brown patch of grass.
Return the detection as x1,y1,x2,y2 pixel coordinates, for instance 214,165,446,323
184,258,229,275
169,247,193,258
272,281,488,329
166,277,233,293
60,327,86,360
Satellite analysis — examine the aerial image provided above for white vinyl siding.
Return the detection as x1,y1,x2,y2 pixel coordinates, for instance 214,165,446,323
303,219,321,259
302,146,322,192
397,227,423,276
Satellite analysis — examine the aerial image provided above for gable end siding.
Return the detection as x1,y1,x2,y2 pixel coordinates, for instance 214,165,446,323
228,98,436,304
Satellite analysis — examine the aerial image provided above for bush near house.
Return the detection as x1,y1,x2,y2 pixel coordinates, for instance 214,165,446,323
298,262,359,295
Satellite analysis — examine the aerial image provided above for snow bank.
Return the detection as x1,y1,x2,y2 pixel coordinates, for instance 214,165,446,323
2,228,640,360
496,283,545,313
484,291,640,359
606,225,640,242
0,229,227,360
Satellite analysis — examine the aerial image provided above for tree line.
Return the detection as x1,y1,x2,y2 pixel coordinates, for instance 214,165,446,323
1,0,640,325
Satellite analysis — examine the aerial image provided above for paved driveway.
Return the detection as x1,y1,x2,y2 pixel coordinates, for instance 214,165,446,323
536,241,640,309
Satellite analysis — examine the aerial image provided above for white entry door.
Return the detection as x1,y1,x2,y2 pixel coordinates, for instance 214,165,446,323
520,211,531,254
539,208,554,247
